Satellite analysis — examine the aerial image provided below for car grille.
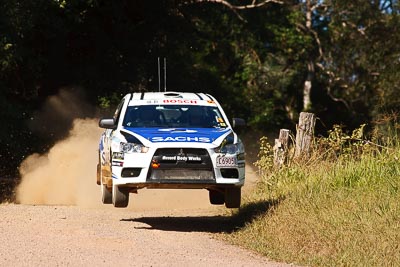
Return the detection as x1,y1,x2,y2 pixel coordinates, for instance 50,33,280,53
147,148,215,182
149,169,214,181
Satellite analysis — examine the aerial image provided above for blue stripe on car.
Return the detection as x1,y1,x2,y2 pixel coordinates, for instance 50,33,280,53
123,127,230,143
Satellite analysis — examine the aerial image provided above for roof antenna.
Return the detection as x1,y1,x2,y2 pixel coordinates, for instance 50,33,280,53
164,57,167,92
157,57,161,92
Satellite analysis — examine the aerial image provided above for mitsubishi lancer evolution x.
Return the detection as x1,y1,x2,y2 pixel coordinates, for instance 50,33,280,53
97,92,245,208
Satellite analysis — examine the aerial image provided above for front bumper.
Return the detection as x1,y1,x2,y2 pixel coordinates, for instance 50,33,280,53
111,147,245,189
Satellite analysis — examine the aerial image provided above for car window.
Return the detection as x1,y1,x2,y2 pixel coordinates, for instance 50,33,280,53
113,99,125,124
123,105,227,128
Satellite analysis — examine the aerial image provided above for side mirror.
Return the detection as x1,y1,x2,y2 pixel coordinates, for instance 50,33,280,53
232,118,246,128
99,118,116,129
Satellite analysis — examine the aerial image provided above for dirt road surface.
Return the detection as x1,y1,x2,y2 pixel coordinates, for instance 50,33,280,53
0,204,285,267
0,119,292,266
0,167,291,267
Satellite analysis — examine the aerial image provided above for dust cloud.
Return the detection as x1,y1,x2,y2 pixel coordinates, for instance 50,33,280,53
16,118,214,210
15,88,212,210
16,87,102,207
15,88,257,210
15,118,257,210
28,88,96,141
16,119,103,207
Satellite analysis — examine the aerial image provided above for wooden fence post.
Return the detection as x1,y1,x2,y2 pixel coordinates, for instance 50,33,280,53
274,129,290,168
295,112,316,159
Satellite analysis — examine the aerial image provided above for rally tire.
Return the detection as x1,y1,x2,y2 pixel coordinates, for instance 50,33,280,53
112,184,129,208
96,163,101,185
101,183,112,204
225,187,241,208
97,153,102,185
100,163,112,204
209,189,225,205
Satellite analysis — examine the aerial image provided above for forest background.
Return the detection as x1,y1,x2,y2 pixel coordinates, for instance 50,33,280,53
1,0,399,178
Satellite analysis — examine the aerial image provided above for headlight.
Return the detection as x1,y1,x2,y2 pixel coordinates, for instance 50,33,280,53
120,142,149,153
214,142,244,154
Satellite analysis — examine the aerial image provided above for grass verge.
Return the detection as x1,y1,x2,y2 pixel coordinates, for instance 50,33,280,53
226,131,400,266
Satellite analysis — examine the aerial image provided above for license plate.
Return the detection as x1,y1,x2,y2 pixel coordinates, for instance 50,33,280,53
216,156,237,167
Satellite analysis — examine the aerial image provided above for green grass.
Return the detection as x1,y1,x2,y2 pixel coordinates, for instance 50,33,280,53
227,141,400,266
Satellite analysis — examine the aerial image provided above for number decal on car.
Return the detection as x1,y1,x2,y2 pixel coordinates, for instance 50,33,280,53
216,156,237,167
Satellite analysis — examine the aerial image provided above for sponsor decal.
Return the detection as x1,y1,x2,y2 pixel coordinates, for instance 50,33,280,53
162,156,176,161
151,136,211,143
112,152,124,160
163,99,197,104
123,127,231,144
158,129,198,133
101,151,106,164
112,161,124,167
161,155,202,162
99,138,104,151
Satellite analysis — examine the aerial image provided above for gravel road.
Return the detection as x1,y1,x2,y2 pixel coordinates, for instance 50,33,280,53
1,120,292,266
0,167,291,267
0,202,290,267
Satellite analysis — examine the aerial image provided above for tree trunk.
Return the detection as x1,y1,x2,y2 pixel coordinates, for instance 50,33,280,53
303,60,314,111
303,0,314,111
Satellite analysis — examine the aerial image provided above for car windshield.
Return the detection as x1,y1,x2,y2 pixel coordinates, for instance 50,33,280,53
122,105,227,128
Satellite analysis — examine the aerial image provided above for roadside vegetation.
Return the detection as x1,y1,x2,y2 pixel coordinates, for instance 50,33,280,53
228,115,400,266
1,1,400,181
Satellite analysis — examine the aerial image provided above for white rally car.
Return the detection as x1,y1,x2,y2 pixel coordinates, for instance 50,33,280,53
97,92,245,208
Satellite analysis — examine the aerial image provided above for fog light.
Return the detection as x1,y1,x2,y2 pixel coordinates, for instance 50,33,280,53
151,160,160,169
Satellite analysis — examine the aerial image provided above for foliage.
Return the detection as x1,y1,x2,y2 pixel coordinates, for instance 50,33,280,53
315,124,370,160
1,0,400,177
254,136,274,175
372,112,400,146
227,122,400,266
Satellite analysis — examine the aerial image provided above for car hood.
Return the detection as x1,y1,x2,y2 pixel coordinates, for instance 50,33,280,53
122,127,232,145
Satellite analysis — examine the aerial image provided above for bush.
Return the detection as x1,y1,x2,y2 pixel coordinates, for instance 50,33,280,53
227,122,400,266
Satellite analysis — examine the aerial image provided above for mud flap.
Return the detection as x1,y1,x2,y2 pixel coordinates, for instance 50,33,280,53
96,163,101,185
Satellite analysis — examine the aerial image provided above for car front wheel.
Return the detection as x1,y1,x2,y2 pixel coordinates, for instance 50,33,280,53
112,184,129,208
209,189,225,205
225,187,241,208
101,183,112,204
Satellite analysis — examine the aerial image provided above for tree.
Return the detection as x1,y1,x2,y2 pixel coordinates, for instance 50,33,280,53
191,0,400,129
